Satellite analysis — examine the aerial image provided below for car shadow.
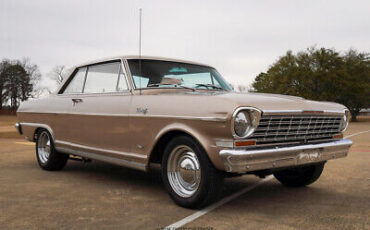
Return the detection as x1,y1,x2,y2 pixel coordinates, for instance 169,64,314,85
59,160,357,209
43,158,365,220
61,159,164,192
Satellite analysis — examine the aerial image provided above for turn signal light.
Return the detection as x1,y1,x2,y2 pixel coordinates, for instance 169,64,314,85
235,140,256,147
333,133,343,139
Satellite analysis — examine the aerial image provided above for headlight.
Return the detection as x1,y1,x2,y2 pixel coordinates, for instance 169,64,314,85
232,107,261,138
339,109,351,131
234,111,251,136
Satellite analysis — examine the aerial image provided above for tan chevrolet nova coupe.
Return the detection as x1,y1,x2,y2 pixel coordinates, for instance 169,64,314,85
16,56,352,208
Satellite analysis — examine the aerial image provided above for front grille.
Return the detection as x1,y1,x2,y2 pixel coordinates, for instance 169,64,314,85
248,114,343,147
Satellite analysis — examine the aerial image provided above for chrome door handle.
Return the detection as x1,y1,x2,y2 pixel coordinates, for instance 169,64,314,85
72,98,83,105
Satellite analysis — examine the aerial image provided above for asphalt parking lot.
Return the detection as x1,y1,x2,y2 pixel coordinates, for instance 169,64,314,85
1,119,369,230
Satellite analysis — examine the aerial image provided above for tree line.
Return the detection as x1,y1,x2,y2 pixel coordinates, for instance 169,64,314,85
1,47,369,121
251,47,369,121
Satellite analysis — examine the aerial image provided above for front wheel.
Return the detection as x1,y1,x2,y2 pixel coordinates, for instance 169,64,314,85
273,162,325,187
36,129,69,171
162,136,223,209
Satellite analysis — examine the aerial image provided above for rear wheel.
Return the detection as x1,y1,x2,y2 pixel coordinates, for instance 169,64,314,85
162,136,223,209
273,163,325,187
36,130,68,171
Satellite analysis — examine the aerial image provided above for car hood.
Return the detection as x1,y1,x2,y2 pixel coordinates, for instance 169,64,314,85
140,89,346,114
191,91,346,113
215,91,346,112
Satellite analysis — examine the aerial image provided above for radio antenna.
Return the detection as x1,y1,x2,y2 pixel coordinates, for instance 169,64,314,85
139,8,142,95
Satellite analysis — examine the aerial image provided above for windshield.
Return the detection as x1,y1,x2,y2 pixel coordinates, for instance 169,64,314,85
127,59,232,90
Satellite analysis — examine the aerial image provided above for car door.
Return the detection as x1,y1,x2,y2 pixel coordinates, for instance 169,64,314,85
53,67,88,143
66,61,134,160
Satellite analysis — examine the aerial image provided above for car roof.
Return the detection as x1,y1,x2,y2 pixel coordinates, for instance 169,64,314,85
74,55,213,69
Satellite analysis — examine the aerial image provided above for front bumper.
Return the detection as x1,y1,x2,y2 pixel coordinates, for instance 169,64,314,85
219,139,352,173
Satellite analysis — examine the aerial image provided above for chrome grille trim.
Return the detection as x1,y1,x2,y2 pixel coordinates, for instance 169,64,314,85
256,124,340,131
262,110,345,116
247,114,343,147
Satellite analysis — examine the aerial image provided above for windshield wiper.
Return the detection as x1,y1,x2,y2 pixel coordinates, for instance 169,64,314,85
195,83,224,90
147,83,195,91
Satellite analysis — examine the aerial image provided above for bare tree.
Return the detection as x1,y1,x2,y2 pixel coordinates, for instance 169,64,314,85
49,65,68,85
32,86,52,98
237,85,248,92
20,58,42,98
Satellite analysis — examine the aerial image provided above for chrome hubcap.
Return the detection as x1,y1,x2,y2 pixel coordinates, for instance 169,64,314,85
167,145,201,198
37,132,51,164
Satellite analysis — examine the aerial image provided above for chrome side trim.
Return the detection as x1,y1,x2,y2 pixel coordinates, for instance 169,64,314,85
262,110,345,116
54,140,147,160
56,91,132,97
55,146,146,171
19,111,131,117
219,139,352,173
18,112,226,122
130,114,226,122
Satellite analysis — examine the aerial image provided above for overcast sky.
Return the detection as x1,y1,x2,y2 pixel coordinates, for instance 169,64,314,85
1,0,369,90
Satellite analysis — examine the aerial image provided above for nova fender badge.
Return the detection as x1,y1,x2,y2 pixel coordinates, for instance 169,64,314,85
136,108,148,115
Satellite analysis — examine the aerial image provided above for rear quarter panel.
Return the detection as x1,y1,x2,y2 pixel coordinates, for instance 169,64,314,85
17,95,72,141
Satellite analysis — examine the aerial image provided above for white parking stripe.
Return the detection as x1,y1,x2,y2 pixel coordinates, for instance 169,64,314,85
14,142,34,146
165,175,274,229
165,129,370,229
345,130,370,138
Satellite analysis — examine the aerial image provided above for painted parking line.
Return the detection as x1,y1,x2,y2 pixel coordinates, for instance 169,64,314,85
165,129,370,229
165,175,274,229
14,142,34,146
345,129,370,138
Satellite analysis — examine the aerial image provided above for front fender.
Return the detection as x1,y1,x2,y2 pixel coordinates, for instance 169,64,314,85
148,121,228,171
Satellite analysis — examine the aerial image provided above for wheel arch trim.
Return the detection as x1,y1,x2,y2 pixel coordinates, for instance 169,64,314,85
19,122,55,142
148,123,210,165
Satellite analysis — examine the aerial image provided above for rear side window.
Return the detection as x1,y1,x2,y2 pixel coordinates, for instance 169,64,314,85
84,62,124,93
63,67,87,94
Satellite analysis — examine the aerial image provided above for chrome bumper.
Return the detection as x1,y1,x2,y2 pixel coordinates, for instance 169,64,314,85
14,122,22,135
219,139,352,173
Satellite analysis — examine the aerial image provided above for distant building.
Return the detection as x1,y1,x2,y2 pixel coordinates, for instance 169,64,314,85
359,108,370,116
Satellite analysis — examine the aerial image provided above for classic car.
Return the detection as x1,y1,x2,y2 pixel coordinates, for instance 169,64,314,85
15,56,352,208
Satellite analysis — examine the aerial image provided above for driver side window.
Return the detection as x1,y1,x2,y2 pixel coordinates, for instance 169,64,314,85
63,67,87,94
62,61,129,94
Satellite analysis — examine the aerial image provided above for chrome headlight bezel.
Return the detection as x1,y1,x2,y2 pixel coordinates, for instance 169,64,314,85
231,107,261,139
340,109,351,132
